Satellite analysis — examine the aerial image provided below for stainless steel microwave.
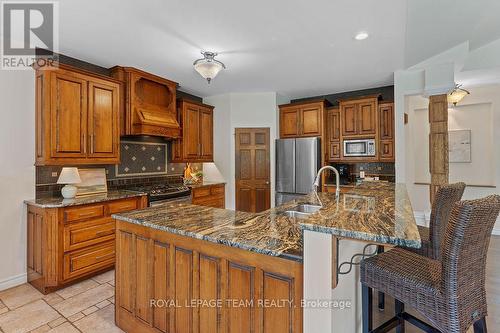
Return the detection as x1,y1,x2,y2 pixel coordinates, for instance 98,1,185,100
343,139,376,157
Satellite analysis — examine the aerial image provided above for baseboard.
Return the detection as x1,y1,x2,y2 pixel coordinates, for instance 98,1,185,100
492,228,500,236
0,273,27,291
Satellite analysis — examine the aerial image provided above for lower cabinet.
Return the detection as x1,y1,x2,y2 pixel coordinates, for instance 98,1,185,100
26,195,147,294
115,220,303,333
191,184,225,209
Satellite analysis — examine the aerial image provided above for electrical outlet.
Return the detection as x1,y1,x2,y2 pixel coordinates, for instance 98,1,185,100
360,167,364,171
51,172,58,177
377,166,382,171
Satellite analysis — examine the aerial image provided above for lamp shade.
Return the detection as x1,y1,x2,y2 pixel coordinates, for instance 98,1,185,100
57,167,81,185
194,61,223,82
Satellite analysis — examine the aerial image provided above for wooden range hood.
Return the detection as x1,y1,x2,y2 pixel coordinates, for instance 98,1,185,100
110,66,181,138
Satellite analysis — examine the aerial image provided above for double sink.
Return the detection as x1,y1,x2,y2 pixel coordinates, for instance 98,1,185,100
282,204,322,219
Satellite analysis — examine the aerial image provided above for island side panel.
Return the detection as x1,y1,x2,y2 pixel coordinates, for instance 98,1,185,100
114,220,303,333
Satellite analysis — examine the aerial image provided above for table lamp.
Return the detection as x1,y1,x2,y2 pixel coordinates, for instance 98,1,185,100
57,167,82,199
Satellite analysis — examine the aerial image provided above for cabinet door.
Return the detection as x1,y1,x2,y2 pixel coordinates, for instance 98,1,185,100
300,106,321,136
88,81,119,158
50,71,88,158
279,108,300,138
358,100,377,135
183,105,200,159
327,109,340,142
329,142,341,160
341,103,357,136
379,104,394,140
199,107,213,160
380,141,394,160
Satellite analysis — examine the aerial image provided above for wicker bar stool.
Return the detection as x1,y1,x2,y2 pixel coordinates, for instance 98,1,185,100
361,195,500,333
377,182,466,310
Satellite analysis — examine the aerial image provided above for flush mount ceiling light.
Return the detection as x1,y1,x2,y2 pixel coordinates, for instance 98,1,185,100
448,84,470,106
193,51,226,84
354,31,369,40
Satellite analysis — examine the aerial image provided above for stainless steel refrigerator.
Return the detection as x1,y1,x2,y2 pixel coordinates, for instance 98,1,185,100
275,137,321,206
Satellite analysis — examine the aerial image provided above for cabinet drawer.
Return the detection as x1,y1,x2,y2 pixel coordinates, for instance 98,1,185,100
108,199,138,214
64,205,104,222
63,218,115,252
210,185,225,195
192,187,211,198
63,241,114,281
193,197,225,209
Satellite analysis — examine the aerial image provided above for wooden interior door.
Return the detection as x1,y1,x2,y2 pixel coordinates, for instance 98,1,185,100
50,71,88,158
235,128,271,212
88,81,119,158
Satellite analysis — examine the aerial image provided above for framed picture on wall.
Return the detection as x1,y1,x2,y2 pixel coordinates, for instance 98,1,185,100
449,130,471,163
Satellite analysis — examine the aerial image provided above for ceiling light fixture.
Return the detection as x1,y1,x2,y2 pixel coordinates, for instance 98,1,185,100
447,84,470,106
354,31,369,40
193,51,226,84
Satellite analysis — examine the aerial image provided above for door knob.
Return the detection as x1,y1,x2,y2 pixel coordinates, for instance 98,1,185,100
265,181,270,185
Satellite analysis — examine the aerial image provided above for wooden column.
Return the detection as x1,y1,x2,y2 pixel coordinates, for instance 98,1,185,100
428,94,449,204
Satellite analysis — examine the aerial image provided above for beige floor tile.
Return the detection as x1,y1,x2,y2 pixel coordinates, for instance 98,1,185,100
107,279,115,287
29,324,51,333
82,306,98,316
95,300,110,309
0,299,59,333
46,322,80,333
107,297,115,304
47,317,65,329
42,294,63,307
56,279,99,300
92,270,115,284
0,284,44,310
73,305,123,333
67,313,84,323
0,308,7,316
53,284,114,317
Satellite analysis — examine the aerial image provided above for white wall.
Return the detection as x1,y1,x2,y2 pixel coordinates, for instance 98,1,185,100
0,70,35,290
405,85,500,230
203,92,289,210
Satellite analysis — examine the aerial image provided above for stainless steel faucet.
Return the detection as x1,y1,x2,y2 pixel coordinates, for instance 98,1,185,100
313,166,340,200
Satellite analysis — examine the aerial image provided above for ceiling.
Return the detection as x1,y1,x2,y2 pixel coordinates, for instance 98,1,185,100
58,0,500,99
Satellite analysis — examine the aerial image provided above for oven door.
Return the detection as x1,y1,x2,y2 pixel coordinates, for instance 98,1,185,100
344,140,368,156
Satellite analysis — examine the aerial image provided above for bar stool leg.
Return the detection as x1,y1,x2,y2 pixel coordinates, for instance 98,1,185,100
473,318,488,333
395,298,405,333
377,245,385,311
362,284,373,333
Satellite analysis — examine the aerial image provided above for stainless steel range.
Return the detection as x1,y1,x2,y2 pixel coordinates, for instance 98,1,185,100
130,184,191,207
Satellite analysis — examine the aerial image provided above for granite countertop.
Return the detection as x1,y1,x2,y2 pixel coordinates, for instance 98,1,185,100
112,182,420,262
188,181,226,188
25,190,147,208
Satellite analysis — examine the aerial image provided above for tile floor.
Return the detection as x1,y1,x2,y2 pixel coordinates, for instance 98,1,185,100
0,236,498,332
0,270,119,333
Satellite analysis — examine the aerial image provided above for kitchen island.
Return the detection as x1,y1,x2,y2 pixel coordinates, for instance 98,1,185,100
112,182,420,333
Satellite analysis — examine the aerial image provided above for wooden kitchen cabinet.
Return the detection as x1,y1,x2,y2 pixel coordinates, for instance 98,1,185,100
191,183,225,208
171,99,214,162
35,63,120,165
27,195,147,294
279,100,327,138
340,96,378,137
379,102,395,161
326,108,341,161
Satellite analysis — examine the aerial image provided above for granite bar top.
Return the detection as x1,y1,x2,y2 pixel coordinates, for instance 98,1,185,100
25,190,147,208
112,182,420,262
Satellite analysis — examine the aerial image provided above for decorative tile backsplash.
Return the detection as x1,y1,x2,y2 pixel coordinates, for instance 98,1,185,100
116,141,168,177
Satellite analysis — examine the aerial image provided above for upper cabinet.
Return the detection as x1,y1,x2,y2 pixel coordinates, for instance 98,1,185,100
35,64,120,165
326,108,341,161
110,66,180,138
172,99,214,162
339,96,378,137
379,102,395,161
279,100,327,138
